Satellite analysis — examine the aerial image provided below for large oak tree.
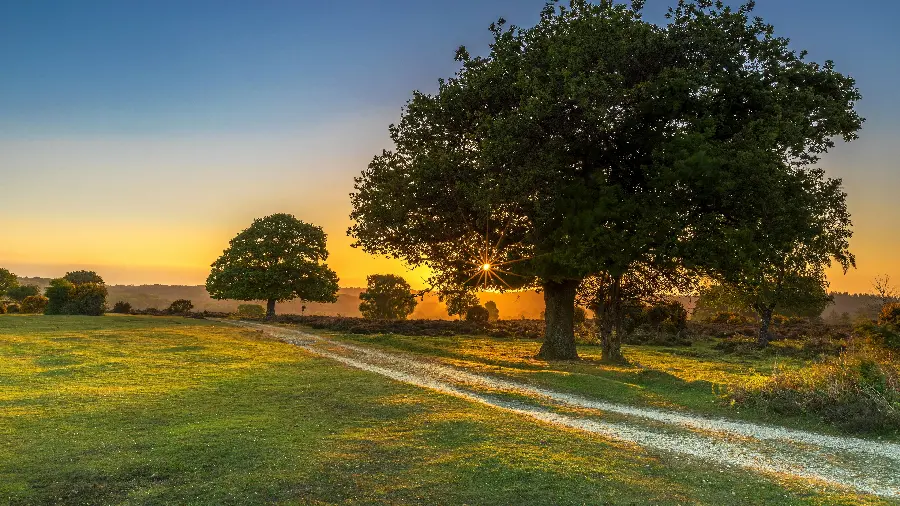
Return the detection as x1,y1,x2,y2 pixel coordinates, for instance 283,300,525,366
207,214,340,317
349,0,861,359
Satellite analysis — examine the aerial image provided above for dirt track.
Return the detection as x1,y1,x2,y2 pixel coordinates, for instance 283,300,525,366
224,320,900,499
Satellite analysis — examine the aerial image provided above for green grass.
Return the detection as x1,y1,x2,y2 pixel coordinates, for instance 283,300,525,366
324,330,900,439
0,315,887,505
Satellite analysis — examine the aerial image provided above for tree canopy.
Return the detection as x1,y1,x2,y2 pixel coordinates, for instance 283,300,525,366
207,214,340,317
0,268,18,298
358,274,418,320
349,0,862,359
6,284,40,303
64,270,105,285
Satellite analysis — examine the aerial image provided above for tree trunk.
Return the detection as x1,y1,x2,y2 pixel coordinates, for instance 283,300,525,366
758,306,774,346
601,277,626,363
266,298,277,319
537,279,580,360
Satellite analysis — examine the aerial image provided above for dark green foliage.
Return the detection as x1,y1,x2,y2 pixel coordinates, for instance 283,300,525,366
167,299,194,314
442,290,479,320
0,304,5,314
5,303,19,314
44,278,107,316
6,285,40,303
0,268,18,298
645,301,688,334
63,270,105,285
207,214,340,318
359,274,418,320
20,296,49,314
237,304,265,318
484,301,499,322
350,1,861,360
111,301,132,314
44,279,75,315
464,305,490,324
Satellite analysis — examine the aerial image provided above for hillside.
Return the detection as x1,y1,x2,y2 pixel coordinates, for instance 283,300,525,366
14,276,884,320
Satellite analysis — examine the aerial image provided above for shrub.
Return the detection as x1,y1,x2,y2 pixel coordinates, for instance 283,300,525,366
6,303,19,314
112,301,132,314
167,299,194,314
484,301,500,322
6,284,40,303
44,278,76,315
727,342,900,433
573,306,587,326
465,305,490,324
20,295,49,314
62,283,108,316
646,301,687,333
879,302,900,326
707,312,754,325
237,304,265,318
0,304,5,315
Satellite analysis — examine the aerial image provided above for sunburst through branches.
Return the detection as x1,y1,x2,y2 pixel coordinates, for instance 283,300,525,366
458,213,534,291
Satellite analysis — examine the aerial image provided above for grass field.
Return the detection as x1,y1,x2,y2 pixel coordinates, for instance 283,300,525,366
324,330,855,436
0,315,890,505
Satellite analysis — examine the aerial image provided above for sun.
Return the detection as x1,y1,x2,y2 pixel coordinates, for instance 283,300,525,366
482,263,492,271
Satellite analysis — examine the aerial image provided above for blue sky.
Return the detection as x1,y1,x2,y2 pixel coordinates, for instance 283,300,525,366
1,0,898,289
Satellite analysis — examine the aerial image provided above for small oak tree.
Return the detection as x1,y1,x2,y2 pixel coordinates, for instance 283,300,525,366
359,274,418,320
207,214,340,318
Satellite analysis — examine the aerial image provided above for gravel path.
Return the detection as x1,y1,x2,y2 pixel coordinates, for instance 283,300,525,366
224,320,900,499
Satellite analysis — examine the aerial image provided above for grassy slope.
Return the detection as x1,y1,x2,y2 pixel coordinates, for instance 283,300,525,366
0,316,885,505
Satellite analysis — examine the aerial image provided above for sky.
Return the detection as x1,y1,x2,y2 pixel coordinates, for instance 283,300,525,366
1,0,898,292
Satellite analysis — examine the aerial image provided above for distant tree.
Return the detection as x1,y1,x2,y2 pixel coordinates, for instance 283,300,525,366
573,306,587,327
44,279,75,315
44,277,107,316
111,301,132,314
349,1,861,359
443,290,479,320
167,299,194,314
63,271,105,285
6,285,40,303
0,268,18,298
207,214,340,318
465,305,490,324
237,304,265,318
359,274,418,320
20,295,49,314
484,300,499,322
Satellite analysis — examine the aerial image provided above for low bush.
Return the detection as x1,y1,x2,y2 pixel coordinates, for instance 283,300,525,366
111,301,133,314
265,314,545,339
465,305,490,324
706,312,755,325
45,278,107,316
237,304,265,318
167,299,194,314
20,295,49,314
0,304,6,315
879,302,900,326
727,341,900,433
6,303,20,314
